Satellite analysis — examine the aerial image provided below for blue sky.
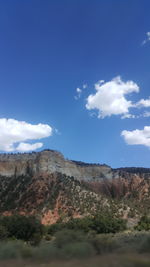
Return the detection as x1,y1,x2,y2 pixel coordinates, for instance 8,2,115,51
0,0,150,168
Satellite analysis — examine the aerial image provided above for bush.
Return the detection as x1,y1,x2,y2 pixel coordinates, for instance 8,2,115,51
0,240,32,260
30,232,43,246
48,222,65,235
54,229,86,248
91,214,126,234
0,224,8,240
65,217,93,232
48,214,127,236
0,215,43,242
135,216,150,231
90,234,117,254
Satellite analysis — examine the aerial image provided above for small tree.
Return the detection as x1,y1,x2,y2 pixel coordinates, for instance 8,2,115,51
0,215,43,242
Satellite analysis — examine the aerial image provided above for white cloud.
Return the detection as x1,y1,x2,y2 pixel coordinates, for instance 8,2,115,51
142,32,150,45
76,88,82,94
121,126,150,148
74,87,82,100
86,76,139,118
0,118,52,152
16,142,43,152
98,80,105,85
83,84,87,89
135,98,150,108
121,113,136,119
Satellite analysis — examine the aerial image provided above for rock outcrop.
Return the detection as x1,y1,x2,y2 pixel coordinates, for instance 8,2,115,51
0,149,112,181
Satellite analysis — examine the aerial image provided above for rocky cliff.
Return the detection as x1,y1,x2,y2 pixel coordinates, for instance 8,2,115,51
0,149,149,224
0,149,112,180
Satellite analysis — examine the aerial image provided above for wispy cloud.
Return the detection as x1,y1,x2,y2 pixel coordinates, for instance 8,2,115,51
135,98,150,108
142,32,150,45
121,113,137,119
74,87,82,100
143,111,150,118
83,84,87,89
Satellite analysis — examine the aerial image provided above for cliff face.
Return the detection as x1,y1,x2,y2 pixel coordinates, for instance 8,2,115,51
0,150,112,181
0,150,149,224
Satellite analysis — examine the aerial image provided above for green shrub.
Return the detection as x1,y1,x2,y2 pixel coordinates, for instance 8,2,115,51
0,215,43,242
0,224,8,240
135,216,150,231
65,217,93,232
90,234,117,254
30,232,43,246
44,234,52,241
48,214,127,236
91,214,126,234
48,222,65,235
54,229,86,248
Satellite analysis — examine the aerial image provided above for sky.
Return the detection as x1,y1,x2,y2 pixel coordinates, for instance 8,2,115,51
0,0,150,168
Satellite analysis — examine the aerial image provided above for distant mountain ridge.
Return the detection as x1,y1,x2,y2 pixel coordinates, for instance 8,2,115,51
115,167,150,174
0,149,149,225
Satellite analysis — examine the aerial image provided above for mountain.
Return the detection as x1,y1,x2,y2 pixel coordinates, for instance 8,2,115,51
0,149,149,225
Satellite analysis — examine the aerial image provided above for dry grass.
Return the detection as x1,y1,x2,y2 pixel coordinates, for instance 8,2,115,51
0,254,150,267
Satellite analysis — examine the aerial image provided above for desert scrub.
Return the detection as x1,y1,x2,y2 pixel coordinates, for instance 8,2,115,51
60,241,95,259
32,242,58,262
0,241,32,260
139,235,150,253
134,215,150,231
0,225,8,240
90,234,117,254
54,229,87,248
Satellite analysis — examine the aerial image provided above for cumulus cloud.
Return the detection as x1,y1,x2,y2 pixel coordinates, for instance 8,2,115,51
0,118,52,152
86,76,139,118
121,126,150,148
142,32,150,45
98,80,105,85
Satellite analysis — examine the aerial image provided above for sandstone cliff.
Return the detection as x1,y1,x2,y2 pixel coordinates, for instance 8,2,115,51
0,149,112,180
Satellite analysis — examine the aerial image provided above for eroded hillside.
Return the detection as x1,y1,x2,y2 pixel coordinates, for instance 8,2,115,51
0,150,149,224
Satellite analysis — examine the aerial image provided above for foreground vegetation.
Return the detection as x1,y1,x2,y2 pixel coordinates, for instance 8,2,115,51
0,214,149,266
0,231,149,266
